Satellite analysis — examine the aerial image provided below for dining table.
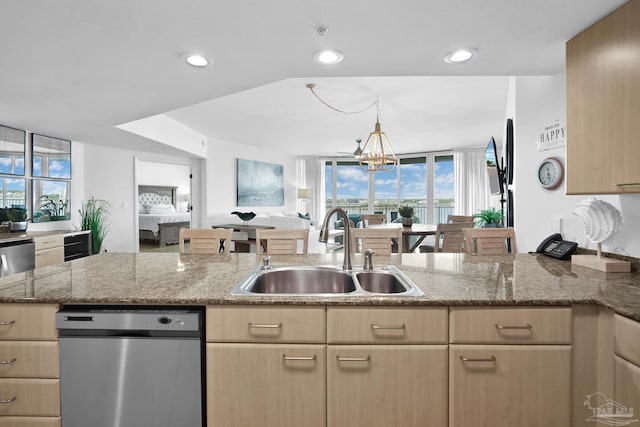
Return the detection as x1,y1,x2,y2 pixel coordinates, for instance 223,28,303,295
367,223,437,253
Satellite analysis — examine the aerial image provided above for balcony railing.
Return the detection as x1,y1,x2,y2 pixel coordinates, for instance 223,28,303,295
326,203,454,225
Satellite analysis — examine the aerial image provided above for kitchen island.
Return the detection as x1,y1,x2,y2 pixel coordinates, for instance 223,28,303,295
1,252,639,427
0,251,638,318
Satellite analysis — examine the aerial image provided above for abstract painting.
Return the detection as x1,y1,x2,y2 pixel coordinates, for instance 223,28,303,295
237,159,284,207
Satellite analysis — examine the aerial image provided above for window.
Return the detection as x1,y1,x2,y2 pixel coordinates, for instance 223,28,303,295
324,152,454,224
31,133,71,222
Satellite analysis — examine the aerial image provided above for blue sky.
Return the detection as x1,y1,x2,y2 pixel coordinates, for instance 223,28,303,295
327,158,454,201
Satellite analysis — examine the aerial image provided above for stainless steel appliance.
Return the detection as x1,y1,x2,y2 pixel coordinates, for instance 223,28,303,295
0,241,35,276
56,307,204,427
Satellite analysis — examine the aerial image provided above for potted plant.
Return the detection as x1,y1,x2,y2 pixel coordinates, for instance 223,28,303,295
398,205,415,227
473,208,504,228
36,195,70,221
0,207,30,232
79,198,110,254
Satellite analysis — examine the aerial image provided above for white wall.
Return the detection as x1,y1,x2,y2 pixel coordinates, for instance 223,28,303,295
204,137,298,223
513,73,640,257
81,144,202,253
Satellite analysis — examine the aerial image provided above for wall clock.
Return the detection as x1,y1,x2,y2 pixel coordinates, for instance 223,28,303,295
537,157,564,189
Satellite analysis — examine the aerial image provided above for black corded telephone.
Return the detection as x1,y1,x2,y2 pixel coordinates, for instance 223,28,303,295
536,233,578,260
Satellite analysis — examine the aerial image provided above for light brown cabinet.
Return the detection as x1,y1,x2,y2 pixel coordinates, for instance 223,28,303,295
566,0,640,194
613,314,640,418
449,307,572,427
327,307,448,427
206,306,326,427
33,236,64,269
0,303,60,426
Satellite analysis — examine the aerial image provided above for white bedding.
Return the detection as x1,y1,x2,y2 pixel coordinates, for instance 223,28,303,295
139,212,191,234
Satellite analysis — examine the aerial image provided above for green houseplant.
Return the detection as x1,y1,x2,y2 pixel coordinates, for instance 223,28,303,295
473,208,504,228
0,207,30,232
79,198,110,254
398,205,415,227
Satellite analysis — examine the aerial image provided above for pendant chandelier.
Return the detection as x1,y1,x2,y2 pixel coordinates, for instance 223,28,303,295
306,83,397,172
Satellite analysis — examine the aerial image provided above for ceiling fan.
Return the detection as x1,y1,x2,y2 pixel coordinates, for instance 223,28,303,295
337,139,363,158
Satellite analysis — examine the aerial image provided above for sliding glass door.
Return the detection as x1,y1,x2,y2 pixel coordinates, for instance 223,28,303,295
324,152,454,225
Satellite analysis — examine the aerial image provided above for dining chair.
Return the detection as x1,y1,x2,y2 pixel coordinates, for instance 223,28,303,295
179,228,233,254
256,229,309,255
360,214,386,228
350,227,401,255
420,222,474,253
448,215,474,223
463,227,517,255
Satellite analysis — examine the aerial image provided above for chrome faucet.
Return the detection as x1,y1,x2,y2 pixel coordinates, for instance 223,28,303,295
319,207,352,270
363,249,375,271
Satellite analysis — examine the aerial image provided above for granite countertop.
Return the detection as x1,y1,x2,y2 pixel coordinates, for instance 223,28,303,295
0,252,639,321
0,229,89,245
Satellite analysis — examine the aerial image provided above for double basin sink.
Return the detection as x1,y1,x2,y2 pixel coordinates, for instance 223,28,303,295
231,265,424,297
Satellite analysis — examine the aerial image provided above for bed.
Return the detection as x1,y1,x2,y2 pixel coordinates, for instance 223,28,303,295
138,185,191,247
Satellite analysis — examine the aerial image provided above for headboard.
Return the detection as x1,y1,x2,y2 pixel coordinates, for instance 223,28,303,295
138,185,178,207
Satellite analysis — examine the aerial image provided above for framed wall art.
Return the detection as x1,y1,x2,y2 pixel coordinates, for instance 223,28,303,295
236,159,284,207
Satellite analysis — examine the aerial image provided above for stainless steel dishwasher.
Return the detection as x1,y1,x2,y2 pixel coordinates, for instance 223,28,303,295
56,306,205,427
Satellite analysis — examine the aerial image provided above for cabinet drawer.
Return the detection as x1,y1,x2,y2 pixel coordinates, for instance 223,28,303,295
614,313,640,365
0,342,59,378
0,416,60,426
32,236,63,252
449,306,572,344
327,307,448,344
0,378,60,416
206,306,325,343
0,304,58,341
34,247,64,269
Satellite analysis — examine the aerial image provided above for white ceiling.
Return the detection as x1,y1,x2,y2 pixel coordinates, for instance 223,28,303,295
0,1,627,158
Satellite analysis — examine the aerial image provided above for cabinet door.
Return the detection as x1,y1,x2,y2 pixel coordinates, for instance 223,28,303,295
327,345,447,427
449,345,571,427
207,343,325,427
34,247,64,269
566,0,640,194
614,355,640,419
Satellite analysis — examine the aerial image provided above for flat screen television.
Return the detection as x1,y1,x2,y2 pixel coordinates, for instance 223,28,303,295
485,136,504,195
505,118,514,185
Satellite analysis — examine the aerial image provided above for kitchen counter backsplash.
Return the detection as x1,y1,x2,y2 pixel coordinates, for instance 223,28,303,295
0,252,639,321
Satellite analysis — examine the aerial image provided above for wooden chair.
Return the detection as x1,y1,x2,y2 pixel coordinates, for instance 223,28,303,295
360,214,386,228
421,222,474,253
179,228,233,254
448,215,474,223
256,229,309,255
350,227,401,255
463,227,517,255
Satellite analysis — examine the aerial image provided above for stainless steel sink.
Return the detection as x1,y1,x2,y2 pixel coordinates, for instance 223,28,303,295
355,271,410,294
243,267,356,294
231,265,424,297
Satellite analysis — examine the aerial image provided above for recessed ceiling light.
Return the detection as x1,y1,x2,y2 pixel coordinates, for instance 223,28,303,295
183,54,210,67
444,49,474,64
313,49,344,65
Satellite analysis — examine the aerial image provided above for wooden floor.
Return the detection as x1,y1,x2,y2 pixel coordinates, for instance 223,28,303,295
139,241,179,253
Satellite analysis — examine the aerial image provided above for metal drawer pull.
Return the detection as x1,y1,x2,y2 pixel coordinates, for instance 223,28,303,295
495,323,532,330
460,355,496,363
248,322,282,329
336,355,371,362
282,354,316,361
0,320,16,326
371,323,406,330
0,397,17,404
615,182,640,187
0,358,17,365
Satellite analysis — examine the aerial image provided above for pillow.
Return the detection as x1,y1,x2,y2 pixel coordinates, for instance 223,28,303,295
298,212,310,220
139,203,148,214
146,203,176,214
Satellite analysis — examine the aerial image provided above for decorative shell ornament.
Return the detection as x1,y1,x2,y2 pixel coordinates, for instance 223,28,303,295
572,198,623,244
571,198,630,272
